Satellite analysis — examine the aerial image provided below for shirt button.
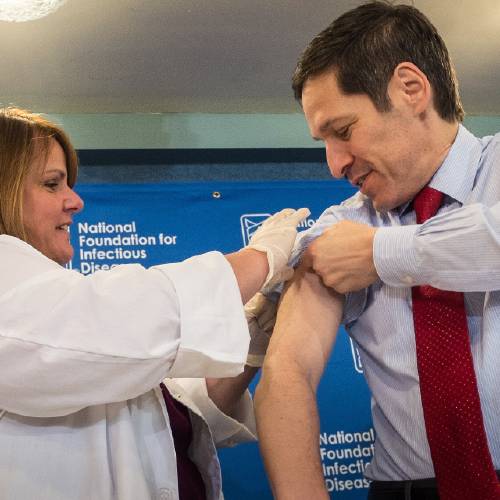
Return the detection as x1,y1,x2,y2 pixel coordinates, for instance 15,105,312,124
403,275,414,285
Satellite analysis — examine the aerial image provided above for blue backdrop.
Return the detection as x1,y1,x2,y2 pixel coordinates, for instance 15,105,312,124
71,180,373,499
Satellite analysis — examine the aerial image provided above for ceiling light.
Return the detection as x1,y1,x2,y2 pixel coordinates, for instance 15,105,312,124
0,0,67,22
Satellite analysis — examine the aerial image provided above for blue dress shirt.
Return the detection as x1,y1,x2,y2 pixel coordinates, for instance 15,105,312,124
292,125,500,480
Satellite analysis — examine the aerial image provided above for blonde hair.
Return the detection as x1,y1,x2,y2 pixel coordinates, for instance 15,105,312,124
0,107,78,241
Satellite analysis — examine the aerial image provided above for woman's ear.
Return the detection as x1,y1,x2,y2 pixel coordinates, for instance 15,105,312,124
387,62,432,116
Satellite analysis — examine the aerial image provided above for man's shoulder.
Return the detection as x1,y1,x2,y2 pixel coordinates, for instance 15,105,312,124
481,130,500,155
319,191,379,225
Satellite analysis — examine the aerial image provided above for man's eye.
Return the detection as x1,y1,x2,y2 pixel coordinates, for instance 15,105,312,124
336,127,351,140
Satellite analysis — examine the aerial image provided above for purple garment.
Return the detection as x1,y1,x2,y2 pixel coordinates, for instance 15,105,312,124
160,383,207,500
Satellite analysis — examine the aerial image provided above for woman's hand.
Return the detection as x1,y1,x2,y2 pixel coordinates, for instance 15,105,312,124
247,207,310,292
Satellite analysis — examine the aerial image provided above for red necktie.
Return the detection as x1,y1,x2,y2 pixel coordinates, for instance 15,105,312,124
412,186,500,500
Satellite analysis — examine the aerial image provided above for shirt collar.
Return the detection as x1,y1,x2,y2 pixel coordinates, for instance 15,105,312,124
396,124,482,215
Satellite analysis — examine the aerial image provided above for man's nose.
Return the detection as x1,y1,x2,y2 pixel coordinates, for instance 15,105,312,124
325,140,354,179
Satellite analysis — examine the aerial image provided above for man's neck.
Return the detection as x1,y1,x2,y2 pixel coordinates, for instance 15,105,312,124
429,120,460,176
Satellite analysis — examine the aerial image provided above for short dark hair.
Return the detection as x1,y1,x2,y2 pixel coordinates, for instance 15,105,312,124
292,1,464,122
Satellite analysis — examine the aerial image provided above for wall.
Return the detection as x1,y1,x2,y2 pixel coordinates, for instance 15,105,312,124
47,113,500,150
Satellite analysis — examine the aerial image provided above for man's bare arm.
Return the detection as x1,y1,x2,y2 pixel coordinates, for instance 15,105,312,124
254,263,344,499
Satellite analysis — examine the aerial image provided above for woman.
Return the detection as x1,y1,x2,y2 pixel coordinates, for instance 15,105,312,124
0,107,309,499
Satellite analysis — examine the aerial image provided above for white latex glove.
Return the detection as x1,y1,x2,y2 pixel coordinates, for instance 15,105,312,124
245,292,278,367
247,207,310,292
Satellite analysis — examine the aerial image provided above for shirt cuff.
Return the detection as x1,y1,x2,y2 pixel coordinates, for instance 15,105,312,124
373,224,428,287
154,251,249,378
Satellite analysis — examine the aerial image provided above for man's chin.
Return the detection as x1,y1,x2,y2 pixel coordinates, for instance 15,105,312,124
371,198,391,213
372,194,407,213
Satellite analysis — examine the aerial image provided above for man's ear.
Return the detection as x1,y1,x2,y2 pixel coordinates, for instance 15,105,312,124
387,62,431,116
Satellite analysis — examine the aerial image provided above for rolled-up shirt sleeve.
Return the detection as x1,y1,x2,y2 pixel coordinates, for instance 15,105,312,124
0,236,249,417
374,202,500,291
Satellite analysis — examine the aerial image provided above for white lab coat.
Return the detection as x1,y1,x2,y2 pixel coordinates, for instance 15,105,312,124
0,235,256,499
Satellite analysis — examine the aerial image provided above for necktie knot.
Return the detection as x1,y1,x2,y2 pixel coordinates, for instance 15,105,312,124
413,186,443,223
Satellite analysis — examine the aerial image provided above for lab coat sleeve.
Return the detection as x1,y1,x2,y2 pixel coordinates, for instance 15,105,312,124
0,236,249,417
167,378,256,447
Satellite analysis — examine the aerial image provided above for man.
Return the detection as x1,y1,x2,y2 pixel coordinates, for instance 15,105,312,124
255,2,500,499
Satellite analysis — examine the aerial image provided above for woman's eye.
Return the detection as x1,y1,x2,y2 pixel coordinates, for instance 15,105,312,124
44,181,59,190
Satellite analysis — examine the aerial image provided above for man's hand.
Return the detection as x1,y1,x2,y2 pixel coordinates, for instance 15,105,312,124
304,220,379,293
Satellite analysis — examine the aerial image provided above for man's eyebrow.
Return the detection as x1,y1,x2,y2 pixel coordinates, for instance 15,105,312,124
320,115,356,132
313,115,356,141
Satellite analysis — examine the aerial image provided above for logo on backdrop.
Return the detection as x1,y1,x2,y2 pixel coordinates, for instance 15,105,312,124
240,213,271,245
350,339,363,373
240,212,318,245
